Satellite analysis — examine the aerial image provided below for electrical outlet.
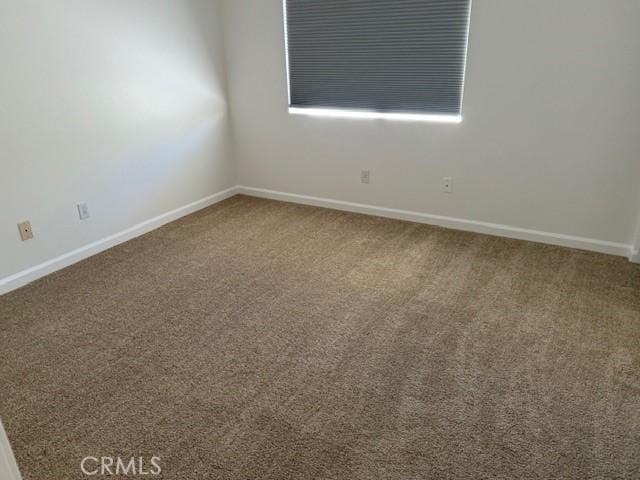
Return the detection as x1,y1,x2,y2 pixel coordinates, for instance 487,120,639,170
17,221,33,241
77,202,90,220
442,177,453,193
361,169,370,184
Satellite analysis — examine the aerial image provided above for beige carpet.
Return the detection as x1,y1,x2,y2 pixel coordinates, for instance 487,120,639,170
1,194,639,479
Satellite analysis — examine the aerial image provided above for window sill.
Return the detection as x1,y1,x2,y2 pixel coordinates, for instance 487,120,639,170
288,107,462,124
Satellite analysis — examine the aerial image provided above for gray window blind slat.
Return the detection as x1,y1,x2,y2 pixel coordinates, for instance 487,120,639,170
285,0,472,117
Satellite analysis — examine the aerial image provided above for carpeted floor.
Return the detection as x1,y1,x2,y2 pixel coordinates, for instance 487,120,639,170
1,194,639,479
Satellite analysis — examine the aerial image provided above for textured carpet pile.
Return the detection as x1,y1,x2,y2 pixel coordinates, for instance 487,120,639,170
1,195,639,479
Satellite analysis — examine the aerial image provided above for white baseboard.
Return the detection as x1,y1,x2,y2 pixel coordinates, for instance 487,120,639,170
238,186,633,258
630,219,640,262
1,184,635,296
0,420,22,480
0,186,239,296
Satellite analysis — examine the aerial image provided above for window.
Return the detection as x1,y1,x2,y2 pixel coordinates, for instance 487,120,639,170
284,0,472,123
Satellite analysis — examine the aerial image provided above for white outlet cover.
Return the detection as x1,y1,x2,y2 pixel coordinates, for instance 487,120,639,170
443,177,453,193
77,203,90,220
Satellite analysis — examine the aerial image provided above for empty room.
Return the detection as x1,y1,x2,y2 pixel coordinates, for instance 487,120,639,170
1,0,639,478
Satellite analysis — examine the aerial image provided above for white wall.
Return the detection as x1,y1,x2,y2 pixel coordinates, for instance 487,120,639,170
1,0,639,285
221,0,640,245
0,420,21,480
0,0,235,280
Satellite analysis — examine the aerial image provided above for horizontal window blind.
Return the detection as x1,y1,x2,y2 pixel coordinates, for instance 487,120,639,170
284,0,472,118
